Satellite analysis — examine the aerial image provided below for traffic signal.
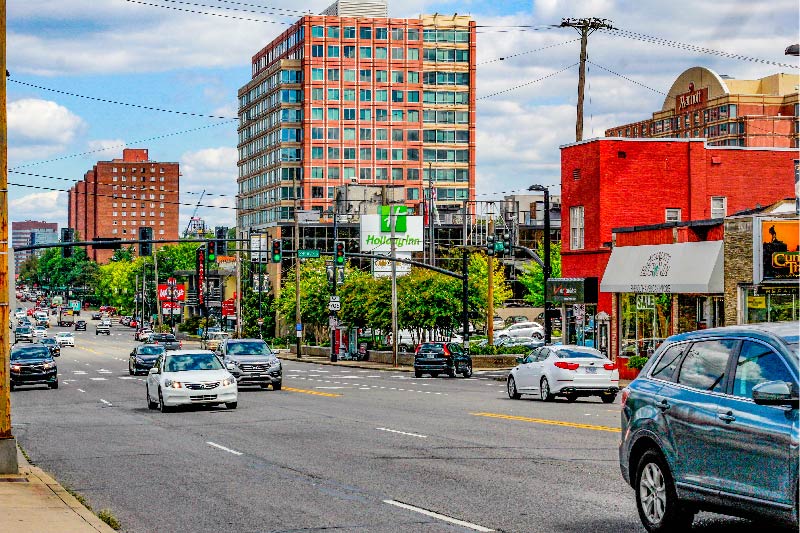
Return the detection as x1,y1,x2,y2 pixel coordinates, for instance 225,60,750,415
215,226,228,256
207,241,217,261
335,241,345,266
138,226,153,257
61,228,74,258
271,239,282,263
486,235,495,257
502,232,511,256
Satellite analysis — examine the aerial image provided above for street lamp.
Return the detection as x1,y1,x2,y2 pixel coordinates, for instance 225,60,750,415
528,184,552,344
324,203,339,363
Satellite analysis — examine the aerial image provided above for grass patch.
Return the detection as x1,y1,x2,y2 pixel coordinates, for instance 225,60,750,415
97,509,122,530
64,486,92,511
17,444,31,463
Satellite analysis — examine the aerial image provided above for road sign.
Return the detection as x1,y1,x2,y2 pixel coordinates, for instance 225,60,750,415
298,249,320,259
329,296,340,303
167,277,177,287
328,301,341,312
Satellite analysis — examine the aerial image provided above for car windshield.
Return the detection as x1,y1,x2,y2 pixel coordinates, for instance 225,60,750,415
165,353,223,372
40,339,55,345
17,328,31,333
555,347,605,359
418,343,445,353
58,333,73,338
139,346,165,356
227,341,272,355
11,347,50,360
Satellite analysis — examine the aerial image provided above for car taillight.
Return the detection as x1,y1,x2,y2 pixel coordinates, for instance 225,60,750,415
554,361,579,370
179,341,182,348
603,363,617,371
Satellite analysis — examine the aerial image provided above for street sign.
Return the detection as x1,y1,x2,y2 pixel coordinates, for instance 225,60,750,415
298,249,320,259
297,210,320,224
329,296,340,303
328,301,341,312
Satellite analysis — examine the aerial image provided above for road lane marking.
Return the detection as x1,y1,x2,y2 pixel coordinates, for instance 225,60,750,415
383,500,493,532
73,371,87,375
470,412,620,433
89,378,107,381
206,441,243,456
97,370,112,374
118,376,135,380
77,389,86,393
100,399,112,406
315,387,348,390
376,427,427,439
283,387,341,397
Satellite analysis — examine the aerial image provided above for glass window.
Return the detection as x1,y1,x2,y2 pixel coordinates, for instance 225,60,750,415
375,46,387,59
360,89,372,102
407,188,419,200
391,28,404,40
327,128,339,140
392,71,404,83
408,110,419,123
407,91,419,103
311,147,323,159
359,128,371,140
376,109,388,122
343,128,356,140
392,129,403,141
375,128,387,140
676,339,737,392
343,88,356,101
359,27,372,39
375,70,388,82
407,168,419,180
311,127,324,140
392,47,404,60
391,168,403,181
392,90,404,102
570,206,584,250
360,148,372,160
359,109,371,120
391,149,403,161
359,168,372,180
376,27,388,40
311,26,324,38
375,89,388,102
328,45,340,57
327,108,340,120
344,69,356,81
665,208,681,222
343,108,356,120
327,147,340,159
311,68,323,81
650,344,686,382
407,129,419,141
392,110,404,121
311,45,324,57
343,45,355,58
408,48,419,61
407,28,419,40
732,341,795,399
327,68,339,81
375,168,388,180
711,196,726,218
311,167,324,179
344,26,356,39
343,148,356,160
360,69,372,82
311,108,323,120
327,88,340,101
312,87,324,100
327,26,340,38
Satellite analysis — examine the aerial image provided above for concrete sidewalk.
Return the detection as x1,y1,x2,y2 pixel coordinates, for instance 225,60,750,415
0,447,116,532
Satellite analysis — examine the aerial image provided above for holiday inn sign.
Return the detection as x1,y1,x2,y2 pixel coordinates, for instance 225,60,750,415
360,206,424,252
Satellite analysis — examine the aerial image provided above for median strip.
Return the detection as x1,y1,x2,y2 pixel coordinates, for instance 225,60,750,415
470,412,620,433
283,387,341,397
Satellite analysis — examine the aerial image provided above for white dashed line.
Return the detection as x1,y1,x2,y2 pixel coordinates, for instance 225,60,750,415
206,441,243,456
376,427,427,438
383,500,493,532
100,399,112,406
77,389,86,393
89,378,107,381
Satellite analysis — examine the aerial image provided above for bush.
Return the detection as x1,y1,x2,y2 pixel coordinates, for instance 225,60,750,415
627,355,649,370
469,344,531,356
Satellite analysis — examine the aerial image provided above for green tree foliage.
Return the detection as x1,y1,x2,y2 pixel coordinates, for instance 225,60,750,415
17,256,40,285
465,252,512,332
156,242,200,280
35,248,98,291
518,241,562,307
96,259,139,314
275,258,333,343
240,287,275,338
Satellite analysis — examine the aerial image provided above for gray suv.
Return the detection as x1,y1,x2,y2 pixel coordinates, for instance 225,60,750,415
219,338,282,390
620,322,799,532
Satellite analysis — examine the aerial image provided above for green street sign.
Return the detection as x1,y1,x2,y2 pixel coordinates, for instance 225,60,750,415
298,249,320,259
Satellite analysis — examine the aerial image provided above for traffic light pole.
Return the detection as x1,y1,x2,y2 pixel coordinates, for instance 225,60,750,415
330,208,338,362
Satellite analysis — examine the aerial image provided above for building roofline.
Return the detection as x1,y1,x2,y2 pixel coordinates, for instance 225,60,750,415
612,218,723,234
560,136,800,152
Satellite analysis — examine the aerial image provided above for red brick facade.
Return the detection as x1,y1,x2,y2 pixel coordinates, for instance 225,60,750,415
68,149,180,263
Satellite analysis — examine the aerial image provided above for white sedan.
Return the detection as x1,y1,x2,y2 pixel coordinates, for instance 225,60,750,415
55,332,74,347
146,350,238,413
495,321,544,339
33,326,48,338
507,345,620,403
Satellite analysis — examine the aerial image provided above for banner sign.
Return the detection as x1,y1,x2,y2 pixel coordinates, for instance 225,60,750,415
547,278,599,304
360,208,423,252
756,219,799,282
158,284,186,301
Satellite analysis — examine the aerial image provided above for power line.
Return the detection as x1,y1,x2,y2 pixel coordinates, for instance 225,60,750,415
9,79,235,119
478,39,580,65
477,63,578,100
123,0,294,24
201,0,310,16
586,60,667,95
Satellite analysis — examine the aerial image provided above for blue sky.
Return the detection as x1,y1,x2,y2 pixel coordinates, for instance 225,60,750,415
7,0,799,230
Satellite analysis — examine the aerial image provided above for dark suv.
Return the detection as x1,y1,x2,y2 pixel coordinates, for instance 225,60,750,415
10,344,58,390
620,322,799,532
414,342,472,378
219,338,282,390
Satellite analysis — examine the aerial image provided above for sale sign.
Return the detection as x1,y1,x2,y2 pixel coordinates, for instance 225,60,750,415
158,284,186,301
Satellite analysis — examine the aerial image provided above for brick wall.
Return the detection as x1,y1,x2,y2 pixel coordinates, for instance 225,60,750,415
724,217,754,324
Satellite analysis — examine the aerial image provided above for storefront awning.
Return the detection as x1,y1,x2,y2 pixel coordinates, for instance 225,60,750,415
601,241,724,294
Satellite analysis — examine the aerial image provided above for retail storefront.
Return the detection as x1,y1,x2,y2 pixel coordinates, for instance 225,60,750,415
546,278,599,350
601,241,725,360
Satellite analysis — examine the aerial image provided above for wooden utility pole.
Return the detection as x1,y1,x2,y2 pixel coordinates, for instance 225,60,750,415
560,17,614,141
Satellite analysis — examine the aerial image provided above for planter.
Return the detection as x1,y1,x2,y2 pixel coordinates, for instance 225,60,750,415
617,356,641,381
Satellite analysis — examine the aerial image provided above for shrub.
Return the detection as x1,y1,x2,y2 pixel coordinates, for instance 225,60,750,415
627,355,649,370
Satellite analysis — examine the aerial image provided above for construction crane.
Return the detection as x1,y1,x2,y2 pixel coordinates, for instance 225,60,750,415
183,190,206,238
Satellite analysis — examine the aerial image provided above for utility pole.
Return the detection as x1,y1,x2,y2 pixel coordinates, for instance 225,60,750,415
294,176,301,358
487,218,494,346
390,204,398,367
330,203,338,362
235,235,241,338
428,162,435,267
154,248,161,329
0,0,18,474
560,17,614,141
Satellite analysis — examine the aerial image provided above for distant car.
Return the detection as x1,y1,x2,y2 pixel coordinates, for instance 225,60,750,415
96,323,111,336
129,344,165,375
91,312,102,320
413,342,473,378
38,337,61,357
55,332,75,347
14,326,34,343
145,333,181,351
145,350,238,412
14,308,26,320
498,336,545,350
74,320,87,331
10,344,58,390
495,321,544,340
219,338,282,390
620,322,799,532
136,328,153,341
507,345,619,403
33,326,47,338
201,331,231,352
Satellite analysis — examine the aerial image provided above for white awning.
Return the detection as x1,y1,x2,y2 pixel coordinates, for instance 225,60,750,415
601,241,724,294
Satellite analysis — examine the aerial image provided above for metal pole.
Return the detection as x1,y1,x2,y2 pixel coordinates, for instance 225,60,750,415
235,237,241,338
154,247,161,329
428,162,435,267
543,189,552,344
390,205,398,367
461,249,469,352
295,181,302,358
330,206,338,362
487,218,494,346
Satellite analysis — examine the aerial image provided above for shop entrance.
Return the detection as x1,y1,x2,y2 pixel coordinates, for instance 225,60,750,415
563,304,597,348
619,293,672,358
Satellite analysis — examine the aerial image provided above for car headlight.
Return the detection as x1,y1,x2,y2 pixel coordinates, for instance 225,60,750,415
268,358,281,368
164,379,183,389
43,362,55,369
11,365,20,372
221,375,236,387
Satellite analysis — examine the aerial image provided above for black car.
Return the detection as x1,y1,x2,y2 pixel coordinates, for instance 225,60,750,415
129,344,165,375
145,333,181,350
10,344,58,390
413,342,473,378
74,320,87,331
14,326,34,343
91,312,102,320
38,337,61,357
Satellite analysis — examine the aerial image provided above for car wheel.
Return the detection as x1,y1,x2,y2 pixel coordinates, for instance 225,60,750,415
540,377,555,402
226,402,238,409
462,362,473,378
146,386,157,410
414,370,422,378
431,372,440,378
601,393,617,404
448,365,457,378
635,450,694,533
272,382,281,391
128,361,134,375
49,380,58,390
507,376,521,400
565,394,578,403
158,389,171,413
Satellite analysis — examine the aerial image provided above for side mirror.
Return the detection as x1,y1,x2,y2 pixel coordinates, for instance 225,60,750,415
515,357,524,364
226,362,236,371
752,380,798,407
148,367,159,375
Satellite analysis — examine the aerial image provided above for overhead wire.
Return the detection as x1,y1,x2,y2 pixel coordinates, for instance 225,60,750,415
122,0,294,24
477,38,579,65
477,63,578,100
585,60,667,95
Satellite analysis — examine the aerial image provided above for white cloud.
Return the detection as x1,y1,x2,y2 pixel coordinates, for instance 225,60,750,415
179,147,238,230
9,191,67,224
8,98,85,162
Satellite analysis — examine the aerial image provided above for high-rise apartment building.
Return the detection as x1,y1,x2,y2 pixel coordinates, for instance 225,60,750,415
68,148,180,263
236,2,475,231
11,220,58,269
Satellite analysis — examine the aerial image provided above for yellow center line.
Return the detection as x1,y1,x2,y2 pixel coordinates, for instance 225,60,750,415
77,346,101,355
283,387,342,398
470,412,620,433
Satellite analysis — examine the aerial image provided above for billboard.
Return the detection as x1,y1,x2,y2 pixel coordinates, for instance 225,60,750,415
360,206,424,253
158,284,186,301
756,219,799,282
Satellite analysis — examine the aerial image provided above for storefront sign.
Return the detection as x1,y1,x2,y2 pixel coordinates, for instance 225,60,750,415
360,209,423,252
547,278,598,304
676,85,706,111
756,219,799,282
157,284,186,301
747,296,766,309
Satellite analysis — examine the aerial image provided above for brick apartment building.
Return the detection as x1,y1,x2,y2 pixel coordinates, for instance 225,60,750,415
67,149,180,263
236,0,475,232
11,220,58,269
558,137,797,358
606,66,799,148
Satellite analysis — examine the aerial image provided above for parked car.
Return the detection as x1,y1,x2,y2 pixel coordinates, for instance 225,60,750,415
507,345,619,403
38,337,61,358
14,326,34,343
413,342,473,378
74,320,87,331
129,344,165,375
498,336,545,350
10,344,58,390
219,338,282,390
55,332,75,347
495,321,545,340
14,308,25,320
33,326,48,338
620,322,799,532
145,333,181,351
96,323,111,336
120,316,131,326
145,350,238,412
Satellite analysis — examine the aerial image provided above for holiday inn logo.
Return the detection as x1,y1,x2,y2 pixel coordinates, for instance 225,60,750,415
379,205,407,232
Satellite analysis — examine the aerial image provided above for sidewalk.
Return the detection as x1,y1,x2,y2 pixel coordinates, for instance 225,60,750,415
0,447,116,532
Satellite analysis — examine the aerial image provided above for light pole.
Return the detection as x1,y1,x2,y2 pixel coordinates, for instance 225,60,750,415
528,184,552,344
427,161,435,266
325,203,339,362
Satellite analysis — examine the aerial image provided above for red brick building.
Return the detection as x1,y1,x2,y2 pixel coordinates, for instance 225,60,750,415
559,137,797,358
68,149,180,263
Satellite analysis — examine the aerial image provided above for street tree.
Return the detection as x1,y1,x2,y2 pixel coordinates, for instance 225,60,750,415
275,257,332,343
518,241,562,307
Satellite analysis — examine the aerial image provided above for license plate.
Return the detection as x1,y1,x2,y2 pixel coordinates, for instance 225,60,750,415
426,354,435,359
585,367,597,374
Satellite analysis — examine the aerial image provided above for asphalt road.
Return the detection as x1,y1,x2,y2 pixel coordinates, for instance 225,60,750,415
11,312,766,533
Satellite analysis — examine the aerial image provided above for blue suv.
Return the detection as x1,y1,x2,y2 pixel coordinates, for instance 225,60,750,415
620,322,798,532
